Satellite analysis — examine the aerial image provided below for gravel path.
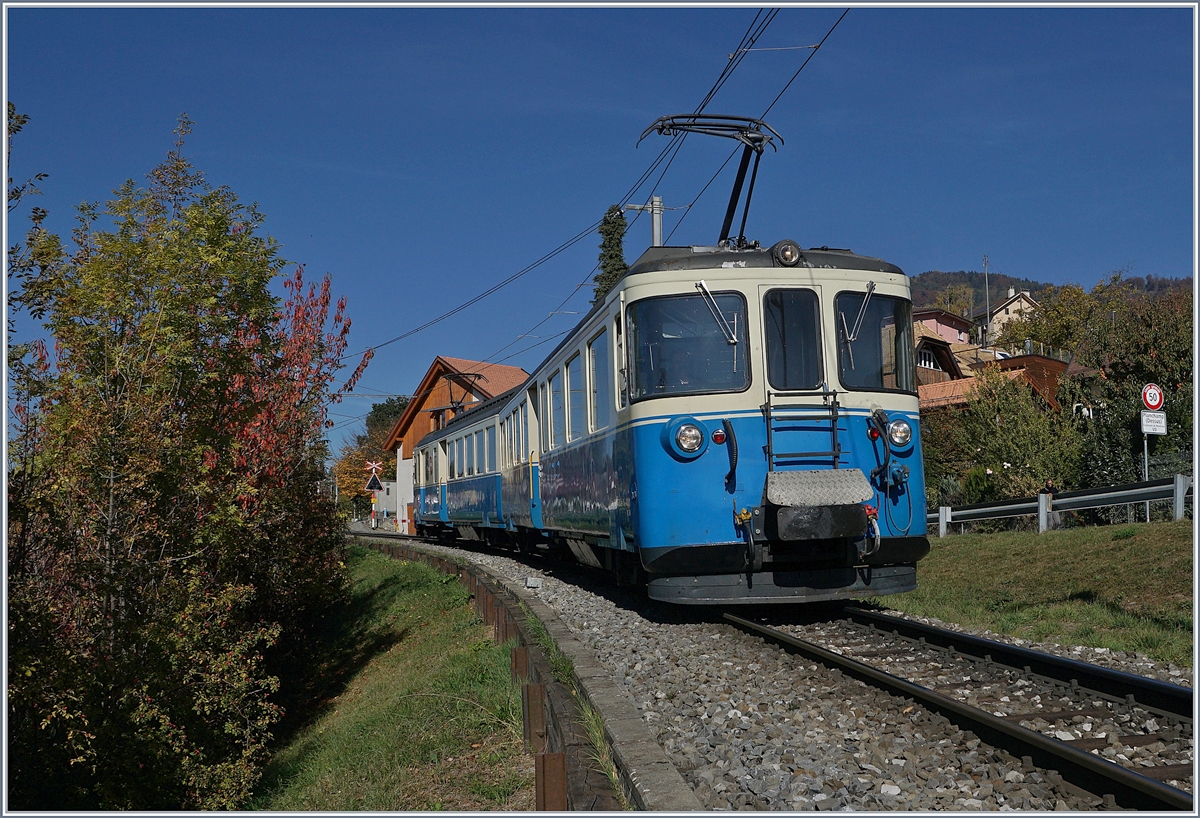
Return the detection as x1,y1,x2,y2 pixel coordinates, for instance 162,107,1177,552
411,541,1193,810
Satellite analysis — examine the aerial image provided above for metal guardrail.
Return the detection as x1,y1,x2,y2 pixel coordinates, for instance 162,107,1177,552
927,475,1193,536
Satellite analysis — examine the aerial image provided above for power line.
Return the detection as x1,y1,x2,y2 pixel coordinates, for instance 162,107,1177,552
666,8,849,242
338,9,782,371
475,9,780,370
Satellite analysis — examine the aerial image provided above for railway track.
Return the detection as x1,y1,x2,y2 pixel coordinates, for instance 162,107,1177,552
725,610,1193,811
350,529,1193,810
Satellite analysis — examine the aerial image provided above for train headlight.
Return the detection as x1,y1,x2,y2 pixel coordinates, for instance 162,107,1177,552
772,239,802,267
887,418,913,447
675,424,705,453
661,416,710,460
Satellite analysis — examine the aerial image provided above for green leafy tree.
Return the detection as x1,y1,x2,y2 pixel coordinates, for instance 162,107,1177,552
957,367,1085,499
995,273,1134,354
592,204,628,303
7,116,369,809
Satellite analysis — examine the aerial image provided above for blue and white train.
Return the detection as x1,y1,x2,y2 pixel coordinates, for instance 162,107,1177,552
412,237,930,604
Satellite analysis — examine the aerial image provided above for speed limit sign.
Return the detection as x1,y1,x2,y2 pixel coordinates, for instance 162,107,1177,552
1142,383,1165,411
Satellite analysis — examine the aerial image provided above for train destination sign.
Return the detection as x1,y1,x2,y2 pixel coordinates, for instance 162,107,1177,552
1141,383,1165,411
1141,410,1167,435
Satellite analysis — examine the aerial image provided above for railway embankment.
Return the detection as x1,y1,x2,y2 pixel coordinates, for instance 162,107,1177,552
350,521,1191,811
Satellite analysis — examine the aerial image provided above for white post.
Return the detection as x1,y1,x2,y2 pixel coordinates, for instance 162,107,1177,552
1038,492,1050,534
938,506,951,538
1143,434,1150,522
1174,474,1191,521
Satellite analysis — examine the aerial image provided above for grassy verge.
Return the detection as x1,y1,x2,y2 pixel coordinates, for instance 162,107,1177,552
880,519,1193,667
251,545,533,810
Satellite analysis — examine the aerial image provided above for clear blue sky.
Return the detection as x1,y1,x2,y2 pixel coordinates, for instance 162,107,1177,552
6,6,1194,448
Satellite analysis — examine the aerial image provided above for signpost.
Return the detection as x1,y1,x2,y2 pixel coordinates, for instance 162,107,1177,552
1139,385,1167,521
364,461,384,529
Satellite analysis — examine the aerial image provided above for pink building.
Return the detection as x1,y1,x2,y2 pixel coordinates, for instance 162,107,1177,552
912,307,975,345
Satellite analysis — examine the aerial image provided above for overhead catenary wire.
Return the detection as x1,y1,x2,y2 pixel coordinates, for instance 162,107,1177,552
337,9,780,373
334,9,849,444
665,8,849,241
475,9,782,370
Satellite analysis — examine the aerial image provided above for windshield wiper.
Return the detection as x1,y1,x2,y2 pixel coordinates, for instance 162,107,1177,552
695,280,738,345
839,281,876,371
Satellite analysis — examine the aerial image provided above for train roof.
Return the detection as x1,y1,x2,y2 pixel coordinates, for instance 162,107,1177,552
626,242,905,277
412,240,907,450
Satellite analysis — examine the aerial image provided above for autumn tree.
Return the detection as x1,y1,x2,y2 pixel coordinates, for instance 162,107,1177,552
592,204,628,303
7,116,370,809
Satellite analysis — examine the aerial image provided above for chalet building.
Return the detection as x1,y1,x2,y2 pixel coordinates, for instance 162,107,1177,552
383,356,529,533
972,287,1038,346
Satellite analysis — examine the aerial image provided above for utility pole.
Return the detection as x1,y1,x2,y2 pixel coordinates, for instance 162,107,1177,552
982,254,991,349
625,196,664,247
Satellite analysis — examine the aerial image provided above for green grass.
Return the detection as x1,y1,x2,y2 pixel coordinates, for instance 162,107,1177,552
250,545,532,811
880,519,1193,667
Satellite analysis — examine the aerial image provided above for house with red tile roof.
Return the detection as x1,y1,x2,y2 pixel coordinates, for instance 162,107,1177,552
382,357,529,533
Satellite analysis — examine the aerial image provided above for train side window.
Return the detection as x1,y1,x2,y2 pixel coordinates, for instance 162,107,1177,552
763,288,823,390
448,439,457,479
549,370,565,450
486,426,496,472
566,354,584,442
474,429,484,473
466,433,475,476
519,401,528,461
539,383,549,451
589,328,612,431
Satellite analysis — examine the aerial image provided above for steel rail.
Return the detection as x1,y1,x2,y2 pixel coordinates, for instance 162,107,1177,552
843,606,1194,719
724,612,1193,811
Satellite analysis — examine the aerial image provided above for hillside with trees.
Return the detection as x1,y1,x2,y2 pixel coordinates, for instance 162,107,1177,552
909,268,1190,314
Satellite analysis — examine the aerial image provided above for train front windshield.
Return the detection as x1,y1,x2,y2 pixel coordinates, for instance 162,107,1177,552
627,292,749,400
836,292,916,392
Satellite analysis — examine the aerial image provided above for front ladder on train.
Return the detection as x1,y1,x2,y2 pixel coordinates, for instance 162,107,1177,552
763,389,847,471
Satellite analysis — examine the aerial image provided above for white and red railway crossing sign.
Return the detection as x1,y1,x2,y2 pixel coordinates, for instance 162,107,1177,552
1141,383,1165,411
